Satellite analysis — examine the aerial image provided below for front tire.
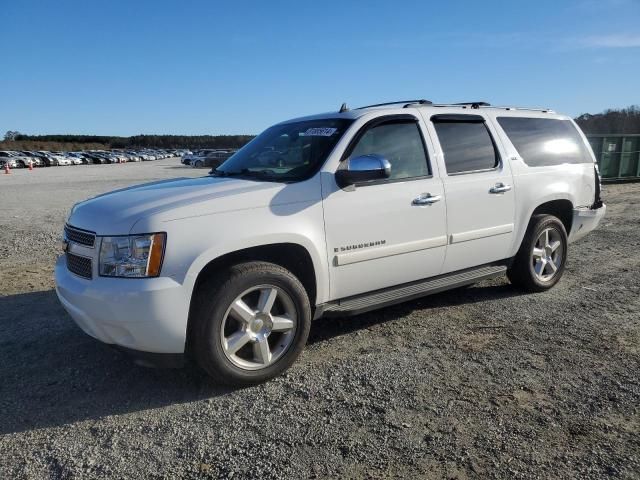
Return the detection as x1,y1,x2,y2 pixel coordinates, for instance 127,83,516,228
194,160,203,168
191,261,311,385
508,214,568,292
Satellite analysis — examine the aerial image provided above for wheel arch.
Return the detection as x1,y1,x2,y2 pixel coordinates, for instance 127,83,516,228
531,199,574,234
185,242,318,352
511,196,575,257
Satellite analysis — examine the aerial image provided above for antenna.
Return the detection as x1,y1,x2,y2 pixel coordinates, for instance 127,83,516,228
339,102,349,113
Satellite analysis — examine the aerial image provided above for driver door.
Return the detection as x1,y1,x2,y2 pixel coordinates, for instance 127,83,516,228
322,115,448,300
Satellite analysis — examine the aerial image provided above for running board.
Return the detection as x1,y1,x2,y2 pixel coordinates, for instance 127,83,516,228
321,263,507,317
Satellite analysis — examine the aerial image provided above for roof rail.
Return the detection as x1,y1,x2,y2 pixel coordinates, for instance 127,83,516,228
351,100,554,113
355,99,433,110
496,106,555,113
432,102,554,113
454,101,491,109
431,102,491,109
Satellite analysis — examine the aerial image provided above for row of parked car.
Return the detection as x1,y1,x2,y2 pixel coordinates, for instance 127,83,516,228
181,149,237,168
0,149,187,168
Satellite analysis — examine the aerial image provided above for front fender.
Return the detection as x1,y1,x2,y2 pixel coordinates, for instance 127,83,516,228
155,203,330,309
183,231,329,305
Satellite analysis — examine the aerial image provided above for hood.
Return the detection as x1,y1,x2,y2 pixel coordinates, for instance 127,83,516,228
68,175,297,234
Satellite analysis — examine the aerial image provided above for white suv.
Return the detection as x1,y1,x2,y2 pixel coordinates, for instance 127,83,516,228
55,100,606,384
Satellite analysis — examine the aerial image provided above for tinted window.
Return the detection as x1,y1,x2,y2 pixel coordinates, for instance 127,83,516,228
349,121,430,180
433,121,498,174
497,117,592,167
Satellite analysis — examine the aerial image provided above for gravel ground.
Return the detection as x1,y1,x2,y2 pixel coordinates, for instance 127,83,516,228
0,160,639,479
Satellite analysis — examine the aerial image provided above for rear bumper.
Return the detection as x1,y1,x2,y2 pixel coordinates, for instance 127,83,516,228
568,204,606,243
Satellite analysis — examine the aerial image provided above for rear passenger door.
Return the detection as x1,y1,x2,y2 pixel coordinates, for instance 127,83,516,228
425,113,515,273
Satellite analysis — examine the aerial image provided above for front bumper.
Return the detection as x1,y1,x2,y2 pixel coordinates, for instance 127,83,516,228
568,204,607,243
55,255,190,354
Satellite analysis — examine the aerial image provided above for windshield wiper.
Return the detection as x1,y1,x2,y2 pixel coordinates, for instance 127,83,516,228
209,168,232,177
209,168,284,181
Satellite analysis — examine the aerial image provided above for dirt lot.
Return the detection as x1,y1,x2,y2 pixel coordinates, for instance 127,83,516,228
0,160,639,479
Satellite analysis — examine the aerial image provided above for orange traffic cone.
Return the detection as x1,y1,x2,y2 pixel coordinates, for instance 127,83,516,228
28,160,33,171
4,163,10,174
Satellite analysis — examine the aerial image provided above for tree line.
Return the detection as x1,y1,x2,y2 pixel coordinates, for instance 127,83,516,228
3,133,255,150
575,105,640,134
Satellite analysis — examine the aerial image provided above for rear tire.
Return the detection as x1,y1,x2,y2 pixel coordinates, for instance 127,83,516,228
194,160,203,168
507,214,568,292
191,261,311,385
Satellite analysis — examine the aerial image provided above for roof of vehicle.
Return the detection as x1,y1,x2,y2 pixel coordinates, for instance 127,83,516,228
280,100,569,125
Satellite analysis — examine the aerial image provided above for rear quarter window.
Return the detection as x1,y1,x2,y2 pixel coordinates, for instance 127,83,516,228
497,117,592,167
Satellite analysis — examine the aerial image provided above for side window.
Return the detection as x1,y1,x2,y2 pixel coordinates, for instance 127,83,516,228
497,117,592,167
432,120,499,174
349,121,430,180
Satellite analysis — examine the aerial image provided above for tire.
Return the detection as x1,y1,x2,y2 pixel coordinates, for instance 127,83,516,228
191,261,311,385
194,160,203,168
507,214,568,292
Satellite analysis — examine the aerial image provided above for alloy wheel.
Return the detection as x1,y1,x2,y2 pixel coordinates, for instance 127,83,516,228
531,227,564,282
220,285,297,370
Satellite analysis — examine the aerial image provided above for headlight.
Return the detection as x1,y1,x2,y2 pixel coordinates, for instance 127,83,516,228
99,233,166,278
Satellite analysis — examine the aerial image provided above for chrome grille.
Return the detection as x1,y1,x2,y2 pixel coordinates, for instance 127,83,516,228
64,225,96,248
66,252,93,279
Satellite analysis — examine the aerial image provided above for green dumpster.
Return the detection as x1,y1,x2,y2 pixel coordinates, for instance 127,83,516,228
620,137,639,178
586,134,640,181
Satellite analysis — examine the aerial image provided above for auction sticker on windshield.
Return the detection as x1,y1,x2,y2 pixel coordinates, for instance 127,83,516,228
303,127,337,136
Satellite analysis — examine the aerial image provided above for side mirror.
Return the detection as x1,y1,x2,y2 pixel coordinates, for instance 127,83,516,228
335,154,391,188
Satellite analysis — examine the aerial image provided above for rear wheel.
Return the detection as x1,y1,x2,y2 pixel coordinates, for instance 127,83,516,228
192,261,311,385
194,160,203,168
508,214,568,292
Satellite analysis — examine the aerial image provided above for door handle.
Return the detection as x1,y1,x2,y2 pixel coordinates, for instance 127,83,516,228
412,193,441,206
489,183,512,194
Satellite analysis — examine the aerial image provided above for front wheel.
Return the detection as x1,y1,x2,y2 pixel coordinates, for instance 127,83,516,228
507,214,568,292
193,160,203,168
191,261,311,385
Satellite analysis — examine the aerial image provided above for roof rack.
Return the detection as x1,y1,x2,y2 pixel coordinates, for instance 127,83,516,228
432,102,553,113
431,101,491,109
497,106,555,113
454,101,491,109
354,99,433,110
349,100,554,114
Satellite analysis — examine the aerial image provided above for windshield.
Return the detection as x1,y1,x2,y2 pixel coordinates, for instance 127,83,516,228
213,118,353,182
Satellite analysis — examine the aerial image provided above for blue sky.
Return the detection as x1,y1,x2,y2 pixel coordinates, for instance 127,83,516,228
2,0,639,136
